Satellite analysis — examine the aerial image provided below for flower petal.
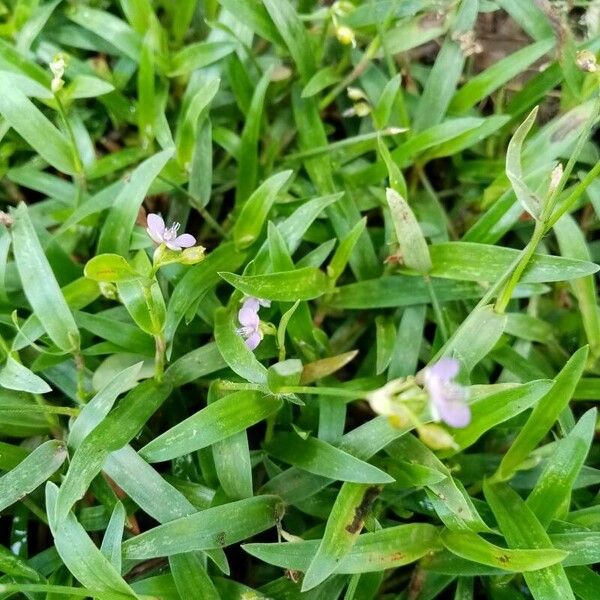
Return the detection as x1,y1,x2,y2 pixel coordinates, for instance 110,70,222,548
147,213,165,238
436,397,471,428
245,331,261,351
242,297,260,312
427,357,460,382
174,233,196,248
238,306,259,329
165,240,183,251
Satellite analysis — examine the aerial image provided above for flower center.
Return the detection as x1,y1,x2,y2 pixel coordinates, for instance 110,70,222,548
164,222,180,241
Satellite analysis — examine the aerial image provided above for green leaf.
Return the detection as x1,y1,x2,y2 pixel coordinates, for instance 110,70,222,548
0,356,51,394
55,379,172,521
526,409,596,527
244,523,440,573
170,552,221,600
97,149,173,256
327,218,367,283
263,0,315,82
0,71,77,174
506,106,541,219
438,305,507,375
449,39,555,113
117,276,166,337
235,70,270,205
266,433,394,484
386,188,432,274
496,347,588,481
68,362,143,449
412,0,478,131
441,529,567,572
169,41,236,76
45,483,138,600
301,66,341,98
11,203,80,352
426,242,599,283
452,380,553,451
0,440,66,512
484,481,576,600
100,502,125,572
122,495,284,559
328,277,545,309
554,214,600,358
140,390,282,463
219,268,330,301
84,254,140,283
302,483,380,590
233,170,293,249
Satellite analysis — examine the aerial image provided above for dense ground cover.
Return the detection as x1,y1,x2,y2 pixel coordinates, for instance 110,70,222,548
0,0,600,598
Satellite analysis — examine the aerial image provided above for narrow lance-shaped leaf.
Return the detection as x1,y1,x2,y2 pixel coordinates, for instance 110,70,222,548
46,483,138,600
441,529,567,573
0,440,67,513
233,170,293,249
484,481,576,600
386,188,432,274
496,347,588,481
243,523,441,574
526,408,596,527
97,148,173,256
0,356,51,394
0,72,77,174
506,106,541,219
302,483,381,591
220,268,330,301
10,203,80,353
122,495,284,559
55,379,172,521
266,433,394,485
140,390,282,463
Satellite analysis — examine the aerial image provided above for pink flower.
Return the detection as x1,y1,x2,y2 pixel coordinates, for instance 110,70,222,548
237,297,270,351
146,213,196,251
422,358,470,428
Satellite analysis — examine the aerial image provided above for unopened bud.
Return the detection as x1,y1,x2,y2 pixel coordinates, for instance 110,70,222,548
418,423,458,450
49,54,66,94
98,281,118,300
180,245,206,265
347,86,368,101
354,101,371,117
336,25,356,47
576,50,597,73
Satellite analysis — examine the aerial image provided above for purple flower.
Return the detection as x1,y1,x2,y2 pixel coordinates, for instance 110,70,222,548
422,358,470,428
237,297,270,351
146,213,196,251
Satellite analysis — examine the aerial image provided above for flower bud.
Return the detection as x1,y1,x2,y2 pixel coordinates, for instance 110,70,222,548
180,245,206,265
49,54,66,94
98,281,118,300
347,86,368,101
336,25,356,47
576,50,598,73
418,423,458,450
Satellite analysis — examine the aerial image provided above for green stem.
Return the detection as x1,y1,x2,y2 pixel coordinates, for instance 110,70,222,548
494,220,545,314
55,94,84,179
